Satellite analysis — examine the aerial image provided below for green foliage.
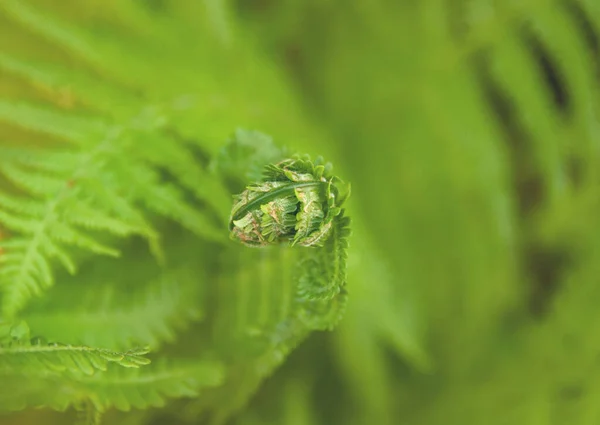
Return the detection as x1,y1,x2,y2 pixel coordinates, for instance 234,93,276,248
1,342,150,374
22,271,203,350
1,0,600,425
0,102,229,316
237,1,600,425
0,359,224,415
0,321,205,419
0,1,352,423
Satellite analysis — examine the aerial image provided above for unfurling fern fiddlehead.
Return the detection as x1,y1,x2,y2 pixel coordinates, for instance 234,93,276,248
228,153,351,329
229,156,350,248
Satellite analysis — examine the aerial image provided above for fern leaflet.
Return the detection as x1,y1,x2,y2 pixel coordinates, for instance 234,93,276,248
23,271,204,350
80,360,224,411
0,101,229,316
0,360,223,414
0,322,150,375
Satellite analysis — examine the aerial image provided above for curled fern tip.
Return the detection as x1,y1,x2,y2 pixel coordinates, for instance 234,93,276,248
229,156,350,247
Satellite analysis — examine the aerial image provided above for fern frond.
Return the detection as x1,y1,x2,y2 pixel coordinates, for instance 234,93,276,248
205,319,310,425
0,359,223,414
0,52,142,118
189,145,352,424
212,129,288,185
296,215,351,305
0,0,205,102
229,155,349,248
135,133,231,221
0,101,230,220
80,360,224,412
0,99,228,220
0,100,108,143
23,272,203,350
0,342,150,376
0,0,107,74
0,0,359,421
0,99,230,316
0,148,147,316
0,320,221,415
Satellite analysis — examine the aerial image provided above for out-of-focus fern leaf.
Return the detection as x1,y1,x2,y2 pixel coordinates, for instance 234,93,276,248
10,0,598,424
212,129,288,185
0,52,143,118
0,0,325,154
0,0,352,423
0,101,229,316
234,1,599,425
0,359,224,414
184,141,351,424
189,246,312,425
81,360,224,412
0,344,150,375
184,240,349,425
0,0,128,83
0,322,150,375
0,100,230,217
23,272,203,350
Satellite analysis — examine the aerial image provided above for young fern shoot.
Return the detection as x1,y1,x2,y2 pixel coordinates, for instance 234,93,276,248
229,154,351,328
230,156,350,248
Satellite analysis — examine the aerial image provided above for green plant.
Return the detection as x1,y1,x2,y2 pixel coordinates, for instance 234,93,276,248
2,1,600,425
0,1,351,423
0,126,351,423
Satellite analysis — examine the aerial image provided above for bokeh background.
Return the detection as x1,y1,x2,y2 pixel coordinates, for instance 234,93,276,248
2,0,600,424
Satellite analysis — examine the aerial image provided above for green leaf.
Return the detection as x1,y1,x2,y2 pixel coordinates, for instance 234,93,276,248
82,360,224,412
0,105,230,315
0,343,151,375
23,272,204,350
0,359,223,413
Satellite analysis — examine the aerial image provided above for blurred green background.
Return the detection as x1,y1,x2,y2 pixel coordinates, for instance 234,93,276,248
1,0,600,424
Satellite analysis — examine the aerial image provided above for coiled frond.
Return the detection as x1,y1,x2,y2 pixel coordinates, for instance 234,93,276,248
196,147,351,424
229,156,350,247
0,0,357,422
228,153,351,311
